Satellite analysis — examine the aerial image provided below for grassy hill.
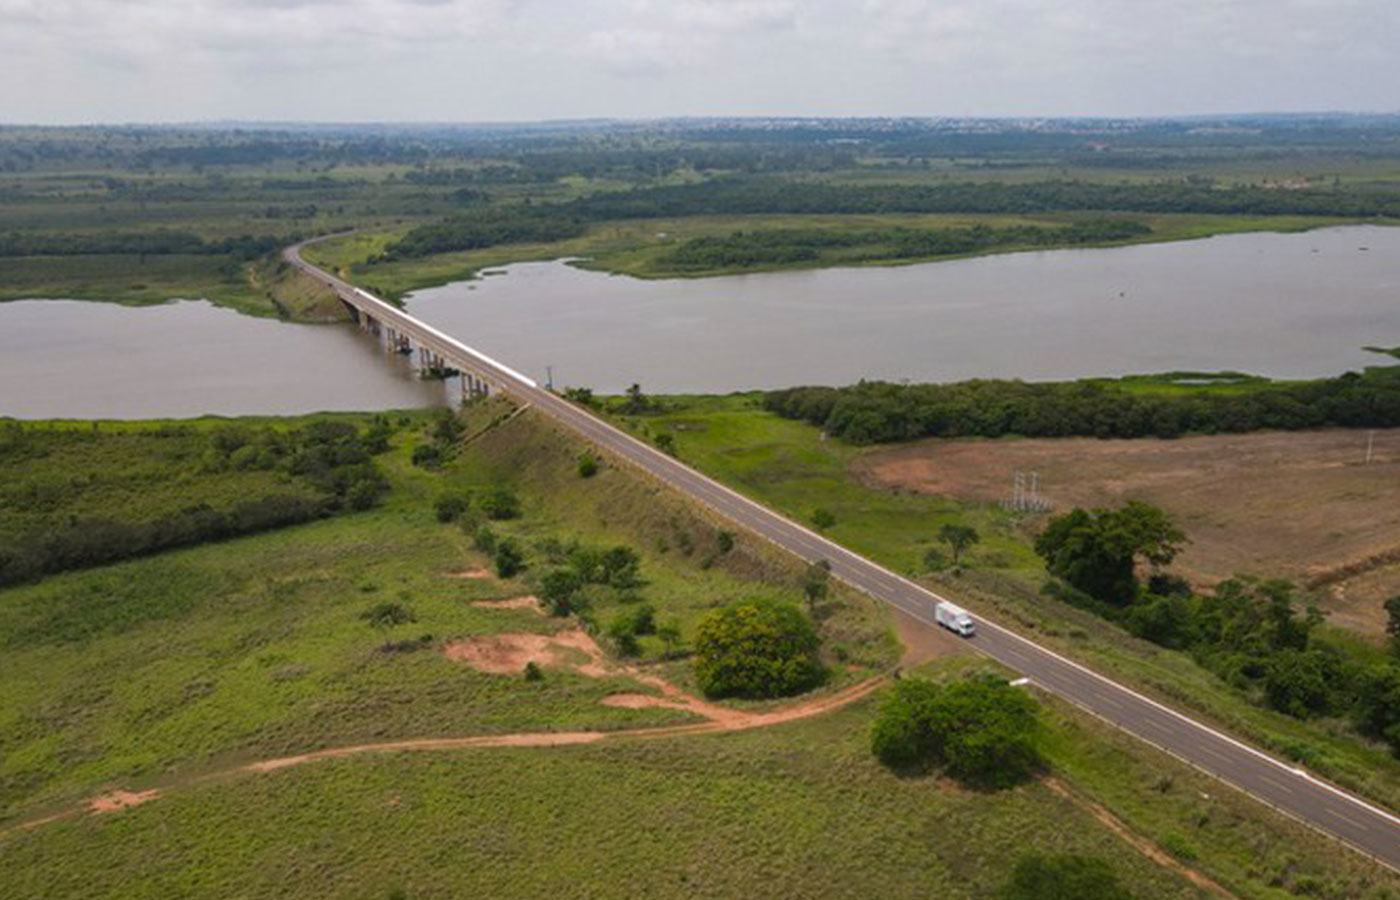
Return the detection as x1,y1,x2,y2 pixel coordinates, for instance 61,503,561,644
1,402,1396,900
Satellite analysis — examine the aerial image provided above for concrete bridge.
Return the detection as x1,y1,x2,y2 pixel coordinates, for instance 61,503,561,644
284,237,534,403
282,236,1400,872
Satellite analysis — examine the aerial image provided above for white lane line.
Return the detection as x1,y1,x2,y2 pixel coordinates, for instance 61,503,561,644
1258,773,1296,796
1324,807,1370,831
299,247,1400,864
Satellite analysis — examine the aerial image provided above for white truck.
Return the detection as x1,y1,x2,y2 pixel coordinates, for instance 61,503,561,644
935,600,976,637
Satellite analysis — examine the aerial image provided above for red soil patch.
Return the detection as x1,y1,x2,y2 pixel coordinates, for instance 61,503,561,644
601,693,685,710
443,568,492,579
88,789,159,814
442,628,610,678
471,595,544,615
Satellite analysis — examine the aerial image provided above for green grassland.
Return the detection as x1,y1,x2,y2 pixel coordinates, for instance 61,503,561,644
3,406,1398,899
0,403,896,820
612,394,1400,811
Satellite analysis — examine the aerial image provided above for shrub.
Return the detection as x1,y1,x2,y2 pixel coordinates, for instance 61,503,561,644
473,524,498,554
523,661,543,681
810,507,836,531
434,493,472,523
410,444,443,469
479,487,521,520
493,538,525,578
870,672,1042,788
360,602,416,631
716,530,735,554
1000,853,1134,900
577,453,599,478
607,615,642,657
693,601,825,699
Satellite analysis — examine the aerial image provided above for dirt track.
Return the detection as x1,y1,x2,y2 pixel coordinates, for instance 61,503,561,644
856,428,1400,636
1,675,887,839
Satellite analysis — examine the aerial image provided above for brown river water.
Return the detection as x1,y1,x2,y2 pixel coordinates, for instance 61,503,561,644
1,225,1397,418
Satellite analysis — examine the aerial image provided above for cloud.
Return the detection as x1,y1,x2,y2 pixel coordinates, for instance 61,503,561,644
0,0,517,70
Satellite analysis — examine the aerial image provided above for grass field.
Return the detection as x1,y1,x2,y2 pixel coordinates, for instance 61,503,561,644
610,395,1400,811
4,405,1399,899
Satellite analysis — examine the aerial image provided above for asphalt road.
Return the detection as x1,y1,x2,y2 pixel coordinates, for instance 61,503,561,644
286,240,1400,871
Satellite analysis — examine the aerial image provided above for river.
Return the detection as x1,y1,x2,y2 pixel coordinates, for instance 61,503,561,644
1,225,1397,418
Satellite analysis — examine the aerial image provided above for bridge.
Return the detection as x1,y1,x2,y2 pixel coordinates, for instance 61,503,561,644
284,237,1400,872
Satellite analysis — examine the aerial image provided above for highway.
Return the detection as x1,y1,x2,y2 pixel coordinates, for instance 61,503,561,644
286,239,1400,871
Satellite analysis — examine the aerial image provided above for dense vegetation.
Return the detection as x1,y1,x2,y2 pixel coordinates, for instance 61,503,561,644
1001,853,1135,900
568,177,1400,220
0,419,392,588
658,219,1152,270
870,673,1042,788
381,210,585,259
764,366,1400,443
1036,503,1400,757
0,230,285,260
692,600,826,698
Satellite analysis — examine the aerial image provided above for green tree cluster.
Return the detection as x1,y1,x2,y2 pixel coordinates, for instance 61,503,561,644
766,367,1400,444
870,673,1042,788
693,601,825,699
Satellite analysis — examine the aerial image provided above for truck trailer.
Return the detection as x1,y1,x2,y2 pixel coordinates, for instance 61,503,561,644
934,601,976,637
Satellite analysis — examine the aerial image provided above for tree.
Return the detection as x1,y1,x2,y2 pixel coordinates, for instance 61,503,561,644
1000,853,1134,900
1264,649,1338,719
937,523,980,567
802,559,831,614
539,567,583,616
811,507,837,531
620,383,651,415
654,432,676,455
493,539,525,578
870,672,1042,789
657,619,683,658
1034,502,1186,605
1386,596,1400,656
693,601,825,699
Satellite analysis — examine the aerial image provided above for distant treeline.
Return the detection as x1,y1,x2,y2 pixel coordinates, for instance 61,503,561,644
0,230,288,260
382,210,586,259
764,368,1400,444
659,219,1152,270
0,420,390,587
383,175,1400,260
567,178,1400,219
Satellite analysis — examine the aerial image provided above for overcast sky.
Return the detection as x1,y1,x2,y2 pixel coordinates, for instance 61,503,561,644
1,0,1396,124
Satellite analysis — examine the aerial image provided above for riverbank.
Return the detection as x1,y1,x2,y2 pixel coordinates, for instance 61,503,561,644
303,211,1371,301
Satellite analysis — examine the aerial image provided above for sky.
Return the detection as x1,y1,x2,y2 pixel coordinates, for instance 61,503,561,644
0,0,1397,124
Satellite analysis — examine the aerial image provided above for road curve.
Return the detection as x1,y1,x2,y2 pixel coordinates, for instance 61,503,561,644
285,238,1400,871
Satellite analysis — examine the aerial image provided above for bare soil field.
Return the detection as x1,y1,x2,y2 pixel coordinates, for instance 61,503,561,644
855,429,1400,637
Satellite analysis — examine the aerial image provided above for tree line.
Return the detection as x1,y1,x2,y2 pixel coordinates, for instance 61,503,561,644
658,219,1152,270
1036,502,1400,758
381,210,586,259
0,230,288,261
764,367,1400,444
0,419,392,588
564,177,1400,220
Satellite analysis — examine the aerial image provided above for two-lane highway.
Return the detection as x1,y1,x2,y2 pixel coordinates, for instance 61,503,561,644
285,238,1400,871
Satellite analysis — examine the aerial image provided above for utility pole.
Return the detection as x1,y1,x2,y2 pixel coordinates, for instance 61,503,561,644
1366,429,1375,465
546,366,554,391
